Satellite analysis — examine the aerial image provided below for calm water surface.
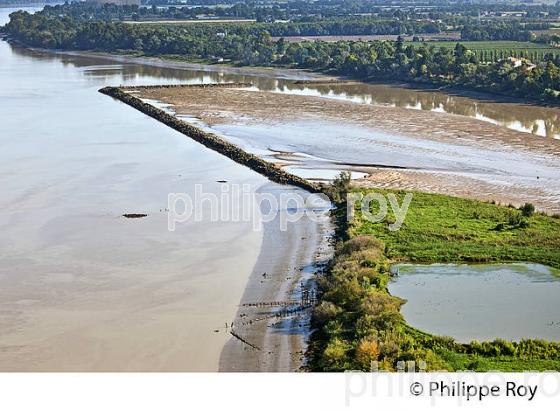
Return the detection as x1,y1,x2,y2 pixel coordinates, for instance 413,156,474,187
389,263,560,342
0,6,271,371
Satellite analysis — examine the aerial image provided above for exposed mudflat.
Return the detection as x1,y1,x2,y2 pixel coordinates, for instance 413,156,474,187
219,184,333,372
133,85,560,213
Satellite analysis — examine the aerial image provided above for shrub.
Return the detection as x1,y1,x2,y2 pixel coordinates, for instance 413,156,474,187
362,289,403,310
420,349,453,371
324,320,345,338
355,337,380,370
312,301,341,327
355,315,379,338
373,310,404,332
329,171,352,204
520,202,535,217
507,211,522,226
339,235,384,256
322,338,351,370
518,218,530,229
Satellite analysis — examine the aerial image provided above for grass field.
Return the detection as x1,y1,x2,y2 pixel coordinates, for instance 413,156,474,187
351,189,560,269
124,19,256,25
407,40,560,62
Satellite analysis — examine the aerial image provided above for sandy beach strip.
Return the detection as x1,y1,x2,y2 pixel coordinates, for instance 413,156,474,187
219,184,333,372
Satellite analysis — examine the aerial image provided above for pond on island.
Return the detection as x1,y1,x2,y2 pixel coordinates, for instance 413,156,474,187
388,263,560,343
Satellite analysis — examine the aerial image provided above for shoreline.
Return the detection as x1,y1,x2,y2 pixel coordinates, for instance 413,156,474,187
7,41,559,110
98,84,335,371
10,41,556,108
41,48,329,81
24,45,560,108
219,184,333,371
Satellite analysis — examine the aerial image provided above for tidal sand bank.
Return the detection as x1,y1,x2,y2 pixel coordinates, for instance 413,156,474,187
133,84,560,213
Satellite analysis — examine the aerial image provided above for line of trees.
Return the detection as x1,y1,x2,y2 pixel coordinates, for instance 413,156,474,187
36,3,444,35
461,22,535,41
4,9,560,102
26,3,560,42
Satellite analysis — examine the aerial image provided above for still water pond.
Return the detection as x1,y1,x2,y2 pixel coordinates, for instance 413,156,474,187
388,263,560,342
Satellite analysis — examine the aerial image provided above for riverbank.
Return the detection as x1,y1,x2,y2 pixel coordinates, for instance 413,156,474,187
16,44,560,124
219,184,333,371
45,49,331,81
11,43,553,107
28,47,560,108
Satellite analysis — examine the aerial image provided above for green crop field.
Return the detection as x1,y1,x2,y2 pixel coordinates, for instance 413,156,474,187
406,40,560,62
406,40,559,52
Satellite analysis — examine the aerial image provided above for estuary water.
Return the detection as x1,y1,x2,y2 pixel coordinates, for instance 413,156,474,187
0,7,272,370
0,6,336,371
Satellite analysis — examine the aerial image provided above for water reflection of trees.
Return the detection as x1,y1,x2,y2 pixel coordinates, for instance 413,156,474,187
10,42,284,87
288,82,560,139
10,42,559,138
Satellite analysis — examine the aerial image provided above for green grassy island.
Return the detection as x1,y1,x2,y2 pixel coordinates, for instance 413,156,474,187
310,180,560,372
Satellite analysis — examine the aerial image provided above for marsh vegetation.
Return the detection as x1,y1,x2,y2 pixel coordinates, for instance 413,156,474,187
309,175,560,371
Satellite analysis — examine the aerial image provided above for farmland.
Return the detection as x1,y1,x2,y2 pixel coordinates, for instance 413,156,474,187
407,40,560,61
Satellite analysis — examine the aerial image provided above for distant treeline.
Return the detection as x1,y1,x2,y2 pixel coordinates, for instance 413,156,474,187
143,0,560,20
0,0,59,5
461,22,535,41
4,8,560,102
35,2,444,34
20,2,560,42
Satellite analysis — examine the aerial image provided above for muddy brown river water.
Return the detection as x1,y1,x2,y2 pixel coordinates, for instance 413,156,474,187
0,7,328,371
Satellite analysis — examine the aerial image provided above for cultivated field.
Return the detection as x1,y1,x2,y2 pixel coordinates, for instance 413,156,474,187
124,19,256,25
